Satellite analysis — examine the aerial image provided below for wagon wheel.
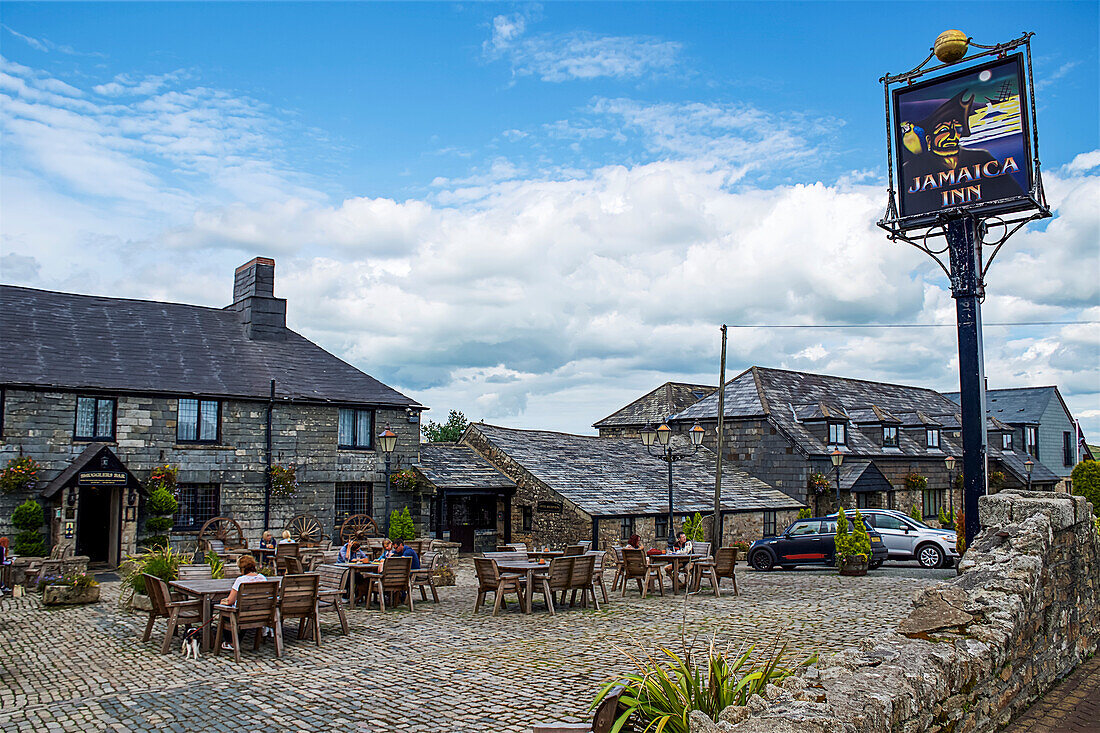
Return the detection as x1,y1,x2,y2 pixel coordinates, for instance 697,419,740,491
198,516,245,549
286,513,325,546
340,514,380,542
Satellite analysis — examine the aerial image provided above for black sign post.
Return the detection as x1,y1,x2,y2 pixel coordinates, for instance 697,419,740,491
879,31,1050,548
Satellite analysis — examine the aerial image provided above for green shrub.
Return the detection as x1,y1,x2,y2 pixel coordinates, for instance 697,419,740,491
388,507,415,541
937,506,956,529
11,500,46,556
910,504,923,523
681,512,705,542
204,551,225,580
850,510,871,558
119,545,185,601
797,507,812,519
592,639,815,732
834,506,851,560
143,486,178,547
1071,461,1100,517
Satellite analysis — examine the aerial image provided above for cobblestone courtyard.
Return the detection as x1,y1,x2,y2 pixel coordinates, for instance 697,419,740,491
0,561,951,733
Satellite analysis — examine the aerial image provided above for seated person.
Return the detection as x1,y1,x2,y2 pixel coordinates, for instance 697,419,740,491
277,530,295,544
627,534,643,550
671,531,694,555
338,540,367,564
389,538,420,570
258,530,276,550
378,538,394,559
221,555,270,651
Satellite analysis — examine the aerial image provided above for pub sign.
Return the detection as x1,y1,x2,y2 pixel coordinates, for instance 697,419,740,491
78,471,128,487
893,54,1033,225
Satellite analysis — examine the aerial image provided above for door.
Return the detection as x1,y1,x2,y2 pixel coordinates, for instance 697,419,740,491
868,513,916,557
779,520,827,565
77,486,111,562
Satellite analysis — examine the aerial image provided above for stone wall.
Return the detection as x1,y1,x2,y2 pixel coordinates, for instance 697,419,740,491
696,490,1100,733
0,388,423,553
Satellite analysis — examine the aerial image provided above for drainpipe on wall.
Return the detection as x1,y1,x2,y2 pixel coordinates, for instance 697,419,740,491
264,379,274,531
713,324,727,546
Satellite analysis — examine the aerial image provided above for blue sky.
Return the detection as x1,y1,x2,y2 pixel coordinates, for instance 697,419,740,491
1,2,1098,439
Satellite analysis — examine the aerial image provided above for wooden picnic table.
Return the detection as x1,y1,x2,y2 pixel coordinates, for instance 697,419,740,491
336,561,381,607
252,547,276,566
169,577,280,651
498,560,551,614
647,553,706,594
525,550,564,561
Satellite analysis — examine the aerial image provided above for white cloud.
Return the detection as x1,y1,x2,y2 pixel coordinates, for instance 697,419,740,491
484,13,683,83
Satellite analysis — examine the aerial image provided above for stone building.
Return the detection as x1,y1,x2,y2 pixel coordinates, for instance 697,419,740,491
593,382,714,440
426,422,803,550
946,385,1093,491
0,257,423,565
630,366,1062,521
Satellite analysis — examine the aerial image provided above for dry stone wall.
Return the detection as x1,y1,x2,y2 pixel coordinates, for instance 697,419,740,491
692,489,1099,733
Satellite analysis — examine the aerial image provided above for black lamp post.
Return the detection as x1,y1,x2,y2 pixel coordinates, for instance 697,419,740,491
641,422,704,548
1024,457,1033,492
945,455,956,519
830,449,844,511
378,426,399,533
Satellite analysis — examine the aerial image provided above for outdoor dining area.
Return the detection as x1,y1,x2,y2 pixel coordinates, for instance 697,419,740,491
472,540,741,617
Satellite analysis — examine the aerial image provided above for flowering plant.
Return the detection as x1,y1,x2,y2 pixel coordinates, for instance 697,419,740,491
905,473,928,492
146,465,178,495
1,456,41,494
269,464,298,496
808,472,831,495
391,469,418,492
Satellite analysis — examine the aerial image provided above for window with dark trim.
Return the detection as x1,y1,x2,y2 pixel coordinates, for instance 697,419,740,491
828,422,847,445
335,482,373,536
174,484,220,530
177,399,219,443
856,493,872,509
922,488,944,519
521,505,533,531
338,408,374,449
1025,426,1039,458
1063,431,1074,466
926,428,941,449
762,511,777,537
883,425,899,448
1002,432,1013,450
619,516,635,541
655,515,668,540
75,396,116,441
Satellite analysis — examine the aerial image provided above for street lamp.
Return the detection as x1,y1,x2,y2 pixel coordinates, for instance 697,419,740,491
945,455,956,519
378,426,400,533
641,422,704,548
1024,457,1033,492
830,449,844,510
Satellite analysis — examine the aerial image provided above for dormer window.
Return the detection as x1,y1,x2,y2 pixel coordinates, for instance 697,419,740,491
828,422,847,445
883,425,899,448
1002,433,1013,450
926,428,941,449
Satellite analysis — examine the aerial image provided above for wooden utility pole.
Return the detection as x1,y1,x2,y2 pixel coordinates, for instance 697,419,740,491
712,325,727,546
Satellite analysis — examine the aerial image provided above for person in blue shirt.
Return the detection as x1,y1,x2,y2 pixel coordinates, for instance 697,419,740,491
390,538,420,570
337,540,367,564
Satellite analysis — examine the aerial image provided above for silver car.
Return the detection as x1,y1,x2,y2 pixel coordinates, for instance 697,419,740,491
828,509,959,568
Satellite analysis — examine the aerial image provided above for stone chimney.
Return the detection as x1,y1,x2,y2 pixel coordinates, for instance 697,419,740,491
230,257,287,340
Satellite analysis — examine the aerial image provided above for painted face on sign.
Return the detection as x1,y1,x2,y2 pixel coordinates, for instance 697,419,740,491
927,120,963,159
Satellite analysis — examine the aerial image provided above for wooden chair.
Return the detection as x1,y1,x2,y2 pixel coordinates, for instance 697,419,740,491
473,558,526,616
223,564,241,580
713,547,739,596
316,564,350,635
621,548,663,598
213,580,282,663
141,574,203,654
178,564,213,581
410,551,440,603
568,555,599,610
367,557,414,612
586,551,610,604
279,573,321,645
564,544,585,556
274,543,300,575
541,556,576,614
608,545,626,591
533,685,632,733
505,543,527,552
577,541,592,551
482,551,527,563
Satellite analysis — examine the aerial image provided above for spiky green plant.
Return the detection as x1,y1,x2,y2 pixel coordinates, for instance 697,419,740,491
204,551,225,579
118,545,186,606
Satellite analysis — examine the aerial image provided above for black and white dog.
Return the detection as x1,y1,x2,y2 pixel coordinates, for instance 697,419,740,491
181,627,202,660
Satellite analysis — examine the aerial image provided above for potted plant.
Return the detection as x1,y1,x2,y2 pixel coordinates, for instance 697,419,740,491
43,573,100,606
141,484,178,549
11,499,47,558
119,545,186,610
834,507,870,576
388,507,416,541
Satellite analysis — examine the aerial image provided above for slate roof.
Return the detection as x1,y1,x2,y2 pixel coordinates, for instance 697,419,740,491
944,387,1056,425
836,460,894,493
671,367,964,459
416,443,516,491
0,285,420,407
990,445,1060,485
593,382,715,429
41,443,144,499
469,423,803,516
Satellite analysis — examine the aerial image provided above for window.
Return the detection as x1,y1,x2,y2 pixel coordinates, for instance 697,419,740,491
926,428,941,449
521,505,533,532
762,511,777,537
828,422,847,445
875,514,909,531
787,520,818,536
177,399,219,443
334,482,373,536
174,484,220,530
655,515,668,540
75,396,116,440
338,408,374,449
1063,432,1074,466
1002,432,1013,450
619,516,635,541
856,493,871,509
922,489,944,519
1025,427,1039,458
883,425,898,448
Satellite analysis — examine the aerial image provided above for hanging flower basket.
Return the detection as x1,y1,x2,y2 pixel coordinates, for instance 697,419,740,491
808,471,831,496
269,464,298,496
147,465,179,496
1,456,41,494
905,473,928,492
391,469,418,492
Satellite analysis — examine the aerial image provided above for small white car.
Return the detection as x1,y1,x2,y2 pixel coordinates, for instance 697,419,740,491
828,509,959,568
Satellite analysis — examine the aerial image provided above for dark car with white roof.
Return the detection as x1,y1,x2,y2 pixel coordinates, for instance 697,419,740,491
747,514,888,571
